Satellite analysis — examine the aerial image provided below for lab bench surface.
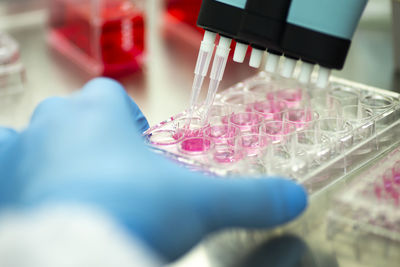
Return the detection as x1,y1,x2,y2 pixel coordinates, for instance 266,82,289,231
1,1,399,267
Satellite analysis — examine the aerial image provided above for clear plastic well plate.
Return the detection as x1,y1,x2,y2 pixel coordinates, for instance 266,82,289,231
144,72,400,195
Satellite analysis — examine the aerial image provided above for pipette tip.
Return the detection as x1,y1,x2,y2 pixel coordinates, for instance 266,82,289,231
233,42,248,63
281,57,297,78
298,62,314,84
249,48,264,68
316,66,331,88
265,53,280,73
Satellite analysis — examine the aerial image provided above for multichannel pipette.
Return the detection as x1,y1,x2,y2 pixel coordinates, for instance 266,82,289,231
185,0,369,127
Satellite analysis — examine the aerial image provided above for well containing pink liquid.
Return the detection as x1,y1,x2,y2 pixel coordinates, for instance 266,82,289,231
240,134,269,156
204,125,241,144
262,121,296,142
179,137,212,155
230,112,264,133
247,100,287,120
285,108,318,130
213,147,244,164
267,88,304,109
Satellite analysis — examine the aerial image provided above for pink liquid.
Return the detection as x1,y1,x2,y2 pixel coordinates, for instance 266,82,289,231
240,135,268,156
254,101,283,113
286,109,315,130
204,125,240,144
391,190,400,206
382,170,394,193
367,165,400,207
246,100,286,120
180,138,211,153
383,178,393,193
172,119,208,140
267,89,303,109
221,115,230,124
287,110,313,122
393,162,400,184
172,131,185,140
263,121,295,142
173,128,203,140
372,179,400,207
374,184,382,199
230,113,264,133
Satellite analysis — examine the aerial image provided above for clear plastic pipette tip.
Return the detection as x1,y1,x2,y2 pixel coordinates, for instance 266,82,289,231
265,53,280,73
186,31,217,126
202,36,232,121
233,42,248,63
249,48,264,68
298,62,314,84
281,57,297,78
316,66,332,88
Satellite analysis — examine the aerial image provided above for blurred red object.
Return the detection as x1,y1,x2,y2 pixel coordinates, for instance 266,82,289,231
164,0,203,48
48,0,145,77
164,0,240,59
166,0,203,32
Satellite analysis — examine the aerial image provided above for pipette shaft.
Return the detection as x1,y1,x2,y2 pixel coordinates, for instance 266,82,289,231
188,30,217,109
185,31,216,127
203,36,232,120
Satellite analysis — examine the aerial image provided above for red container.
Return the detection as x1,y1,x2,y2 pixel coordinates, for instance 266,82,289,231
48,0,145,77
164,0,242,59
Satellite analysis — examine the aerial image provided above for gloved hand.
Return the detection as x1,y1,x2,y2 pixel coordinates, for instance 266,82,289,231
0,78,307,261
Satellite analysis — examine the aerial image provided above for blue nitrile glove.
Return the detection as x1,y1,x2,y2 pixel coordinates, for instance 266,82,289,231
0,127,17,146
0,78,307,261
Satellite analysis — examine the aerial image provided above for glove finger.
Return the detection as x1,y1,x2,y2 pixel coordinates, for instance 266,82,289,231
79,78,149,133
193,176,307,231
29,96,69,125
127,98,149,133
0,127,18,146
